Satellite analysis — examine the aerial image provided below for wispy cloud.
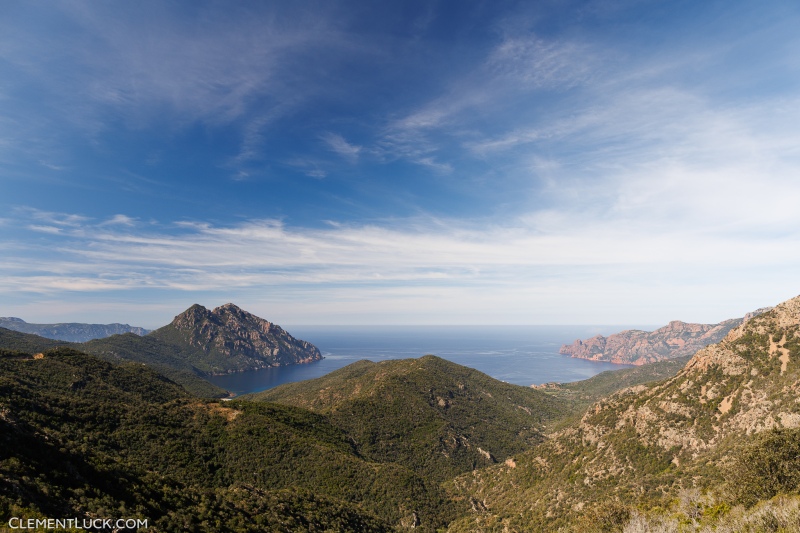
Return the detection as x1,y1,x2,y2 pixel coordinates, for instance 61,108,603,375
370,31,606,174
38,160,65,171
23,209,90,228
321,132,362,163
485,34,596,89
0,2,352,175
3,201,800,324
2,3,799,326
100,214,137,227
284,157,329,179
415,157,453,174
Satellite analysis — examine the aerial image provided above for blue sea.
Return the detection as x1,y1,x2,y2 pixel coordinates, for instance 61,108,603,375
206,325,651,396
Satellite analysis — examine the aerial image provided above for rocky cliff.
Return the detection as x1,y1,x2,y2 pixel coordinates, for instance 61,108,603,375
148,303,322,374
600,297,800,454
0,317,150,342
447,295,800,531
559,309,771,365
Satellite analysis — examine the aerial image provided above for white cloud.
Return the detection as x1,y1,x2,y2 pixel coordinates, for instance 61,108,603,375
414,157,453,174
100,214,136,227
306,168,328,179
485,34,596,89
22,209,90,228
321,132,362,162
2,204,799,325
28,225,62,235
38,160,65,171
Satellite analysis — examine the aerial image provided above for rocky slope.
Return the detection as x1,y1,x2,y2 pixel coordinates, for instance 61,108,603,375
0,317,149,342
147,303,322,375
447,295,800,531
559,308,771,365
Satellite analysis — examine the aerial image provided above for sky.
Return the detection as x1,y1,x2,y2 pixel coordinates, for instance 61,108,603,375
2,0,800,328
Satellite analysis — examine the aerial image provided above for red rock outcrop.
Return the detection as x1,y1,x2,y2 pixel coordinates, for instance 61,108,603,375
560,309,771,365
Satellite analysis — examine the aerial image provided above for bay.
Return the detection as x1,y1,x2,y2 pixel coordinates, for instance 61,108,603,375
206,325,653,396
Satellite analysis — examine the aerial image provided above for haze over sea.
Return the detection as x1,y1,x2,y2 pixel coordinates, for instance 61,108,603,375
207,325,650,396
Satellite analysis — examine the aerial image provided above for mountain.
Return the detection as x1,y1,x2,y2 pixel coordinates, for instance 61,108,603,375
8,296,800,531
79,303,322,395
0,326,70,354
1,303,320,397
147,303,322,375
251,355,569,482
0,316,149,342
0,347,461,531
447,295,800,531
559,308,771,365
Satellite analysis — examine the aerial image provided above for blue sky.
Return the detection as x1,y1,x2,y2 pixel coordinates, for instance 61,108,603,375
2,0,800,327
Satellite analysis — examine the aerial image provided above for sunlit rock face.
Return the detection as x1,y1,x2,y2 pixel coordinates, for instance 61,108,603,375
560,308,772,365
152,303,322,374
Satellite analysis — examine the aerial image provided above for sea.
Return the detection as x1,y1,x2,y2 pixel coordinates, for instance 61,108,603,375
206,325,652,396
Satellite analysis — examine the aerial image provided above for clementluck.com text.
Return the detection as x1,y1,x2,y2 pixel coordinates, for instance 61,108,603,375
7,517,148,530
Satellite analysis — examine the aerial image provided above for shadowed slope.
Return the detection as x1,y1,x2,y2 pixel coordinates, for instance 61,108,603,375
0,348,462,531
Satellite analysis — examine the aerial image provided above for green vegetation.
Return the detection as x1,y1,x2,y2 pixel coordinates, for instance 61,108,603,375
2,325,227,397
0,348,461,531
82,332,227,397
4,296,800,531
0,327,69,353
251,355,569,481
557,356,691,402
725,427,800,507
537,356,692,427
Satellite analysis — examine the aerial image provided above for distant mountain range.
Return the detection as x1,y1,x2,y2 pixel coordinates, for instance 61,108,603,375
559,307,772,365
0,316,150,342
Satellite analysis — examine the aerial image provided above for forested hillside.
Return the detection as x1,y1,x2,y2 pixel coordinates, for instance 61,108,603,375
0,348,462,531
252,355,568,481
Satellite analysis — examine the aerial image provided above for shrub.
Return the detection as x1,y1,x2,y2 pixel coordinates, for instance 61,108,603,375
725,428,800,507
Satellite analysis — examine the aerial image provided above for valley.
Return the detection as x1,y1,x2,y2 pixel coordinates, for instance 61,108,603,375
2,296,800,531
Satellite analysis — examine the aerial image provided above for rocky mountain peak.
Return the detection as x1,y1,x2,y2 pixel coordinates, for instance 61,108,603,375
216,302,244,312
157,303,321,375
214,302,248,319
213,303,275,332
171,303,212,325
665,320,688,329
744,306,776,322
751,296,799,329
